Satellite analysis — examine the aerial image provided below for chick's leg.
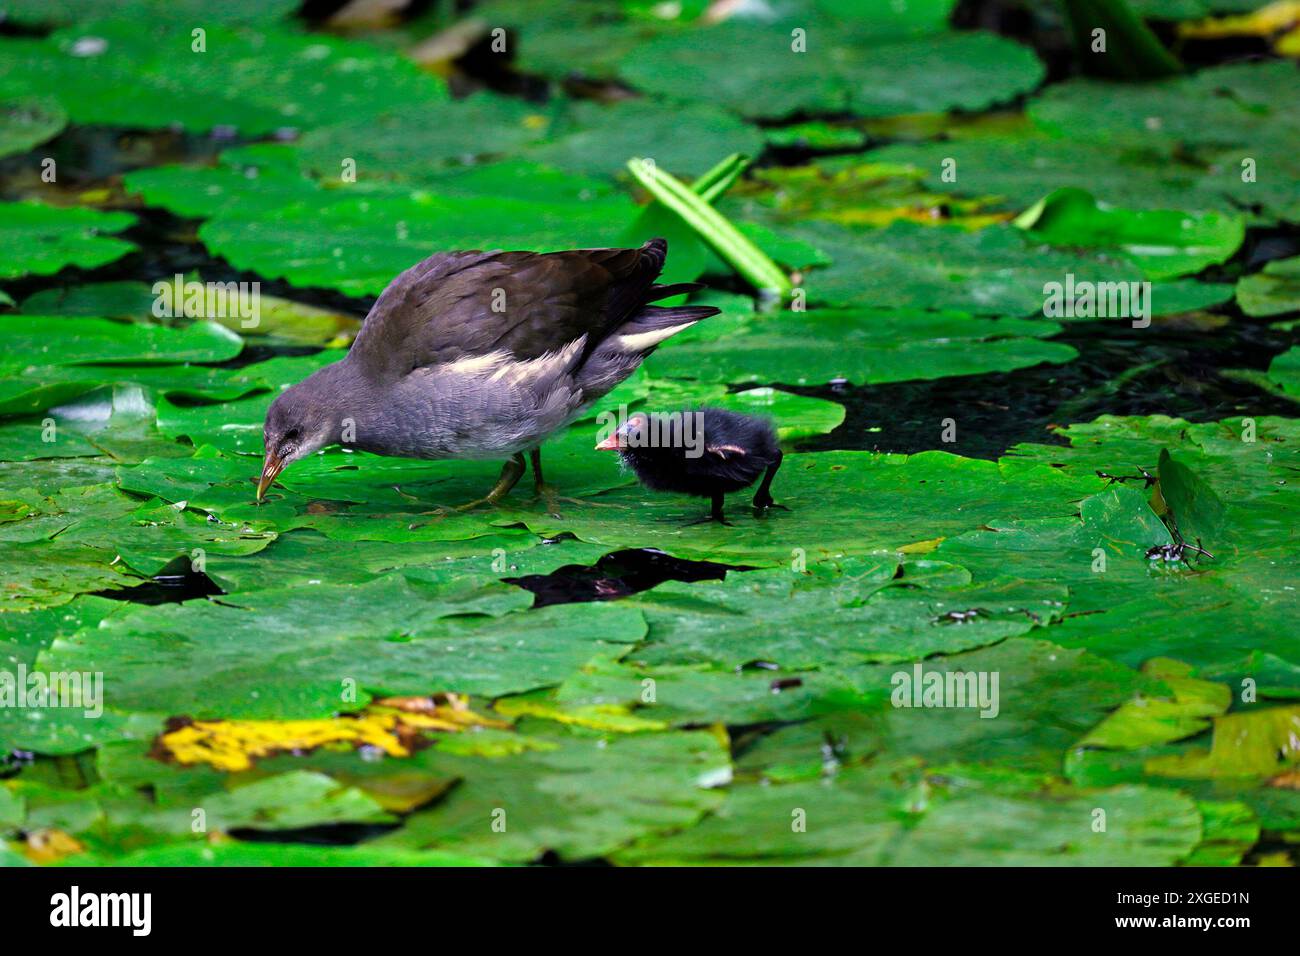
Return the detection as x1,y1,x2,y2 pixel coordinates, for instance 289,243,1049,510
686,492,732,526
752,450,788,513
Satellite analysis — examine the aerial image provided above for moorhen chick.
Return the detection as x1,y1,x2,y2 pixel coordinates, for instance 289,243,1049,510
257,239,718,510
596,408,785,524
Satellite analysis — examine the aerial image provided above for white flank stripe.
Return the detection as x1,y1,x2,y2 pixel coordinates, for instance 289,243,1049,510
488,337,586,384
442,350,510,377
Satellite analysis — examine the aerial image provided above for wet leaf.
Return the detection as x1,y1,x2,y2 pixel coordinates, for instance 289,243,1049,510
0,21,450,135
645,305,1076,386
1237,255,1300,317
375,728,729,862
620,21,1043,121
1016,187,1245,280
1147,706,1300,779
0,95,66,159
0,202,134,283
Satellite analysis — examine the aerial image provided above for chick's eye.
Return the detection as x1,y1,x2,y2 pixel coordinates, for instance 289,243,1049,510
283,428,300,442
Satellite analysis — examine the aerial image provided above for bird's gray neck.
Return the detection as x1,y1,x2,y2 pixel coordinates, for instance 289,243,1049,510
296,358,379,450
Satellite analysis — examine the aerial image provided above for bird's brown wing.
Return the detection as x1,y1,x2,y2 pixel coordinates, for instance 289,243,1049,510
346,240,668,382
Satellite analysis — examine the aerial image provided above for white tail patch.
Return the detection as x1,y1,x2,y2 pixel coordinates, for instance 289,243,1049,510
615,321,698,353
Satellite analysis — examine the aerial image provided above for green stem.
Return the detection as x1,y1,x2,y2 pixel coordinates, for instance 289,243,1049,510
691,153,749,202
627,157,792,297
1056,0,1182,79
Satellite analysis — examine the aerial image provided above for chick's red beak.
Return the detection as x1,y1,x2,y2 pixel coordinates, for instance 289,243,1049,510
595,432,623,451
256,452,285,502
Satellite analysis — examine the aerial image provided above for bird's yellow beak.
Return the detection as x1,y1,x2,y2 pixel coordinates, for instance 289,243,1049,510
256,453,286,502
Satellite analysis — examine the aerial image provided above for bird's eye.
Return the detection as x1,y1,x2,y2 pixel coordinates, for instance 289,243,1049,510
284,428,300,442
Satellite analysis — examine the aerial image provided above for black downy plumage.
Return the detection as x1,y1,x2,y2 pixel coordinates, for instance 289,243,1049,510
597,407,784,524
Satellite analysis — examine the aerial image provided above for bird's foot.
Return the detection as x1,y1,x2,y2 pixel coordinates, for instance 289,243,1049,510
752,495,789,515
419,495,505,517
531,484,570,519
530,484,609,518
685,513,733,528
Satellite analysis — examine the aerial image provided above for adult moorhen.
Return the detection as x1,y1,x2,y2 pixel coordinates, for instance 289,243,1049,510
258,239,717,510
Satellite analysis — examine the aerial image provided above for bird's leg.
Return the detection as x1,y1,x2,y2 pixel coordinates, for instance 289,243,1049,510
425,453,527,514
477,452,528,507
686,492,732,527
527,447,604,517
527,447,562,517
752,450,789,514
529,448,548,496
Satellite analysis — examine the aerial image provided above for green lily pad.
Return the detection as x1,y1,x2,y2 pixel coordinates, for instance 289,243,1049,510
0,21,450,136
0,479,277,614
20,281,159,319
1146,705,1300,779
1198,652,1300,701
90,841,496,867
616,758,1200,865
0,95,66,159
525,99,764,180
126,156,639,296
869,61,1300,222
716,387,845,441
0,595,119,671
868,133,1209,214
35,580,644,724
292,93,557,182
1029,61,1300,158
547,657,843,728
0,0,301,28
203,529,607,593
1016,187,1245,281
375,728,728,863
1077,660,1232,750
632,558,1065,669
764,121,868,152
0,201,135,282
0,350,319,418
1183,800,1259,867
1150,279,1235,316
1237,255,1300,317
24,278,363,348
0,314,242,366
619,21,1043,121
498,448,1100,568
645,305,1077,386
794,220,1144,315
955,416,1300,669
